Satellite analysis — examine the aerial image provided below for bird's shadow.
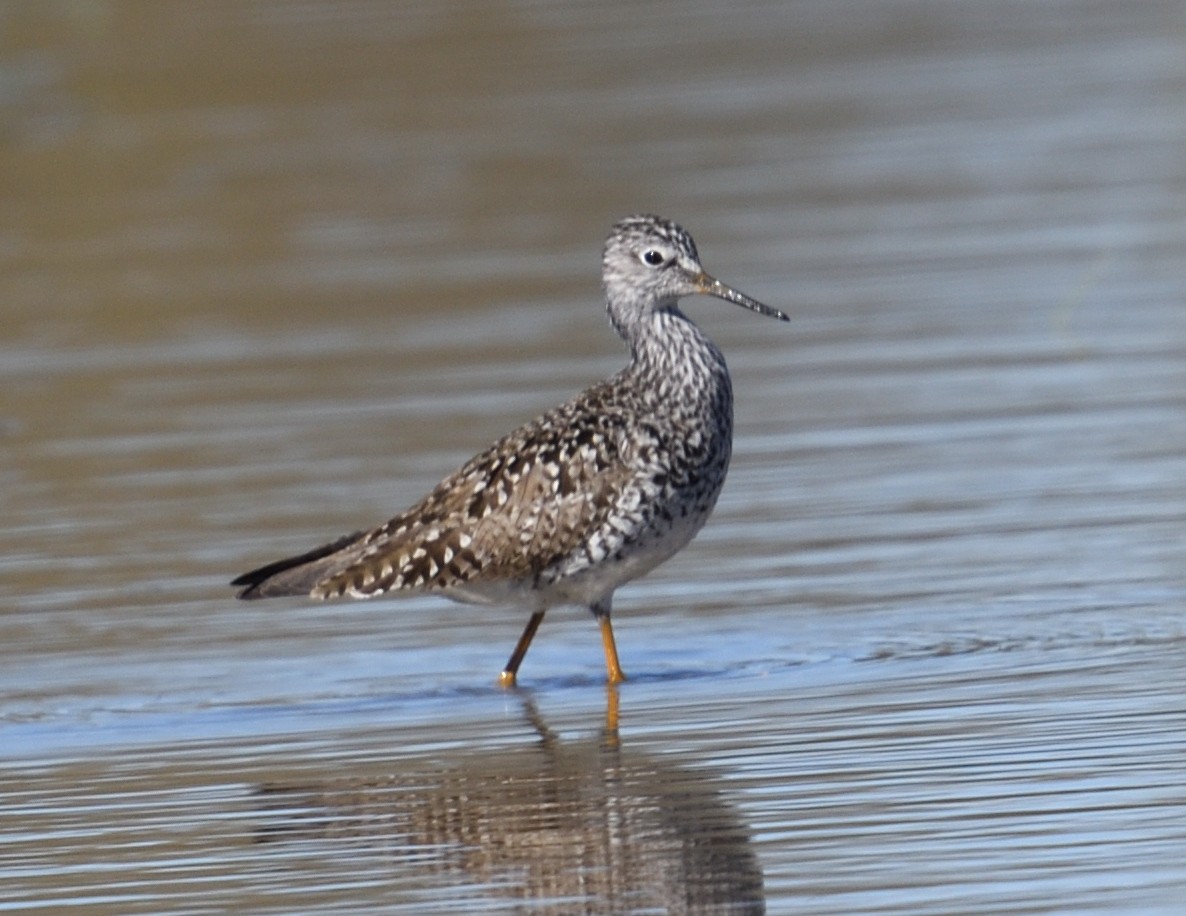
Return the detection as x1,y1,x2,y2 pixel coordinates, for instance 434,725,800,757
253,688,766,913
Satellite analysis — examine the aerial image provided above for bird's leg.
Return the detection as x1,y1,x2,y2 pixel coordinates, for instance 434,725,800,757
593,601,627,685
498,610,546,688
603,683,622,743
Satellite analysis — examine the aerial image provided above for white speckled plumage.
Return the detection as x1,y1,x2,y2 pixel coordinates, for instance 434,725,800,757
232,214,787,685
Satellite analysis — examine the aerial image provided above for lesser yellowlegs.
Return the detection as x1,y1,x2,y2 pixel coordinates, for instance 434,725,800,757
232,214,787,686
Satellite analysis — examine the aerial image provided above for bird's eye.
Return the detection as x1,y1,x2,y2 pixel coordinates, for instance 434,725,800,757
641,250,666,267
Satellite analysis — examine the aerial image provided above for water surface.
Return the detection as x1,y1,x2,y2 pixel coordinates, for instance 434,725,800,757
2,1,1185,912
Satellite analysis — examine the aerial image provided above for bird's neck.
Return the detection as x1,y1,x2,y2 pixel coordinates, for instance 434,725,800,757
618,305,733,414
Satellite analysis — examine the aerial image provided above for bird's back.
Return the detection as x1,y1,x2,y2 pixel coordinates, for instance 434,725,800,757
235,327,732,610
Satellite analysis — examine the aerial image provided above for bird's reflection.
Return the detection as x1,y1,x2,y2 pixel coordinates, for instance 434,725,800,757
257,688,764,913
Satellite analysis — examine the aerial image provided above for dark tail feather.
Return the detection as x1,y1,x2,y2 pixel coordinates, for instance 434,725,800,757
231,530,368,599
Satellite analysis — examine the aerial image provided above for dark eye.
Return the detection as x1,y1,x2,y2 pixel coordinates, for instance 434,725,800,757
641,250,666,267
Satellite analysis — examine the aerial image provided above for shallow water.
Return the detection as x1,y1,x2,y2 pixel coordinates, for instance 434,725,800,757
3,1,1186,912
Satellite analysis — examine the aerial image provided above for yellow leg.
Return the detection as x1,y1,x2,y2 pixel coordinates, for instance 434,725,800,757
598,614,627,685
498,610,546,688
604,683,621,738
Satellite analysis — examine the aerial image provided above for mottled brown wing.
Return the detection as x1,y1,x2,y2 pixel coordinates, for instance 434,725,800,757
311,384,635,600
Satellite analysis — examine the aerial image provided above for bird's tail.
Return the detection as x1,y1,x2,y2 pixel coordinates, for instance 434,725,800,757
231,530,368,599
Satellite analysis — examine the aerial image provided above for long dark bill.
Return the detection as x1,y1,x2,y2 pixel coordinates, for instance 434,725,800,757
698,274,789,322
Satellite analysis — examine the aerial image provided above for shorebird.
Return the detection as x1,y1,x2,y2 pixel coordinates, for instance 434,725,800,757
232,214,787,686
